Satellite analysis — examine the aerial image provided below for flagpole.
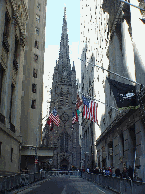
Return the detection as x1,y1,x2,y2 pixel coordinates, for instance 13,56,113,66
35,113,48,173
120,0,145,11
79,58,144,87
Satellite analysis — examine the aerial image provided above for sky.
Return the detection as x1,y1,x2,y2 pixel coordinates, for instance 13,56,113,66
44,0,81,83
42,0,81,123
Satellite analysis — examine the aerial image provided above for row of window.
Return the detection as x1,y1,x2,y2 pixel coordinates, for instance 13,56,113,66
31,3,41,110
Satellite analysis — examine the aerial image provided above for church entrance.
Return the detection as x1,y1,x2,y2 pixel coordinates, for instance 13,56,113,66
60,158,69,171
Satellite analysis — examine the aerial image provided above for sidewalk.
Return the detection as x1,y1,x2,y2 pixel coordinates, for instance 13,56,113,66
9,178,49,194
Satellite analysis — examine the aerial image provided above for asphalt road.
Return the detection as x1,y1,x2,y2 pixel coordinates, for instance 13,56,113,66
14,176,117,194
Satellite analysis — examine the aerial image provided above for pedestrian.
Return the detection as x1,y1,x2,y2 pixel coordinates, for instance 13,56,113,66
128,166,133,180
103,167,105,175
80,169,82,177
115,168,121,177
94,167,99,174
105,168,109,176
100,168,103,175
109,167,112,176
122,167,128,178
87,168,89,173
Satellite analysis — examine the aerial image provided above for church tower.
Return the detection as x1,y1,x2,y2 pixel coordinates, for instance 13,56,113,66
48,7,80,170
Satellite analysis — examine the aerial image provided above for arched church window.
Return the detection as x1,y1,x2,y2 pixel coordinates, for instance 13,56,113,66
60,132,69,153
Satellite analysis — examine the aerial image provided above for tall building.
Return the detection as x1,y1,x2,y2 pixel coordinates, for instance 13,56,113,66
0,0,28,175
80,0,109,170
95,0,145,181
20,0,49,172
46,8,80,170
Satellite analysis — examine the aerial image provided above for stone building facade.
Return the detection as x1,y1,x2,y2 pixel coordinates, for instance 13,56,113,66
80,0,109,170
45,8,80,170
95,0,145,181
0,0,28,175
20,0,47,172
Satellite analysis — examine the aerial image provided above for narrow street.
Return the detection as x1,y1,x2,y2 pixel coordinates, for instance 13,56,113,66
13,176,117,194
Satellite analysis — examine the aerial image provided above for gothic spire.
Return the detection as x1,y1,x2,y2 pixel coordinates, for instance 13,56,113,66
58,7,70,69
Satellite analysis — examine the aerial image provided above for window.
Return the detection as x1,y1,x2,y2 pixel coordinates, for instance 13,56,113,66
34,40,39,49
35,27,39,35
32,84,37,93
0,142,2,156
11,148,13,162
34,54,38,62
37,3,41,11
9,84,15,123
0,64,4,104
33,68,37,78
36,14,40,23
59,97,64,106
60,132,69,153
66,97,69,106
3,12,10,53
31,100,36,109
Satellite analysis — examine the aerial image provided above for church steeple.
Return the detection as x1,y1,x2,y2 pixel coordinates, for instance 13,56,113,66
58,7,70,68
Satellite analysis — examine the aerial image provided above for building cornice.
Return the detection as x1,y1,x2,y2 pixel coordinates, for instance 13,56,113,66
0,124,22,144
6,0,29,47
96,108,138,147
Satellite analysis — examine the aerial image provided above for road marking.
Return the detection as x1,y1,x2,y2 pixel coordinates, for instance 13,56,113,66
61,185,66,194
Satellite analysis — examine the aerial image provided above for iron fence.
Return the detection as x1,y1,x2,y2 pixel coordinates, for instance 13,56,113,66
82,172,145,194
0,171,47,193
47,170,80,177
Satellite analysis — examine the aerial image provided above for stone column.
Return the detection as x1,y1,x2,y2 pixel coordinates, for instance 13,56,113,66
130,0,145,89
135,120,145,181
121,19,135,84
15,44,24,137
113,133,120,169
5,18,15,128
0,0,6,55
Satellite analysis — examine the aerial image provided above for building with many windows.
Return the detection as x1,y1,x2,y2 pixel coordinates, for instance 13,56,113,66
20,0,49,172
0,0,28,175
95,0,145,181
80,0,109,170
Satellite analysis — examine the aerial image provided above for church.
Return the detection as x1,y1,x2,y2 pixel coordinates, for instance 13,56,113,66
46,7,80,170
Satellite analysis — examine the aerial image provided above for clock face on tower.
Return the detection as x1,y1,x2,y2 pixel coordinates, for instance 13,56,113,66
60,112,69,124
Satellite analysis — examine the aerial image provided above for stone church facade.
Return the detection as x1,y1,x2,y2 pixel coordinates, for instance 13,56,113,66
47,8,80,170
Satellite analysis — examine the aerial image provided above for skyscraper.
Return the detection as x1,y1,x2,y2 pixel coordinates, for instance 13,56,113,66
20,0,47,172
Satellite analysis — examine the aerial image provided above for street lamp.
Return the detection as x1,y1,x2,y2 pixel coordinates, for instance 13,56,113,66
35,113,49,173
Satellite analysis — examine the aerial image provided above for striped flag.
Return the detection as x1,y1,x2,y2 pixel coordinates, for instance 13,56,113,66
93,101,98,123
49,108,60,127
76,94,83,109
82,96,90,119
82,96,98,123
72,112,77,124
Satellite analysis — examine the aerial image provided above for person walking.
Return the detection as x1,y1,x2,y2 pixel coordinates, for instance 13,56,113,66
87,168,89,173
128,166,133,180
122,167,128,178
115,168,121,177
109,167,112,176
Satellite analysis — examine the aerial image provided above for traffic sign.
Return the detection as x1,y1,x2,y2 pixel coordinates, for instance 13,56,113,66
35,159,38,164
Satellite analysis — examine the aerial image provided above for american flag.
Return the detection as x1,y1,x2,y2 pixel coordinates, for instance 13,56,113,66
49,108,60,126
72,112,77,124
82,96,98,123
76,94,83,109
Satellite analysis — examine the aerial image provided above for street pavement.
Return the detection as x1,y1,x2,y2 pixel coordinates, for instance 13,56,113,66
10,175,117,194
